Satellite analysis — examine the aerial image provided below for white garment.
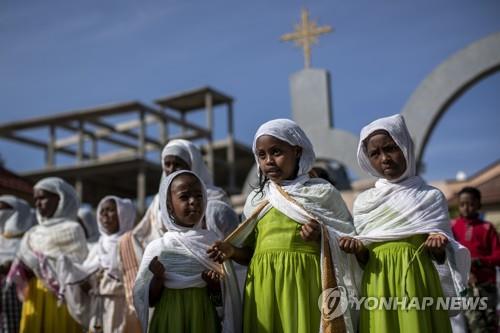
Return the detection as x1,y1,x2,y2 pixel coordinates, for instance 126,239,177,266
78,207,99,243
95,196,136,279
0,195,35,265
240,177,360,333
205,200,239,240
133,170,241,333
353,114,471,315
232,120,360,332
252,118,315,176
161,139,229,203
18,177,88,293
357,113,415,183
57,196,137,331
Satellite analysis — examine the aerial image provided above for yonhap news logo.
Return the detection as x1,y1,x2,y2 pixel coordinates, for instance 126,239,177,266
319,287,488,317
319,286,349,320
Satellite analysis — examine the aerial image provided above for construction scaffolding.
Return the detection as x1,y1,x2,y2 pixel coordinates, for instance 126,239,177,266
0,87,254,214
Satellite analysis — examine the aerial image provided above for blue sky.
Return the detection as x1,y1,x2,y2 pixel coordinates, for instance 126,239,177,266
1,0,499,182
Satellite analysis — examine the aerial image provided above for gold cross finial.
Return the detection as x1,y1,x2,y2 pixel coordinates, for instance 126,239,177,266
280,8,333,69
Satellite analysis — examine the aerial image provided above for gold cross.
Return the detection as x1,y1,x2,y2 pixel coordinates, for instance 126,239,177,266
280,9,333,69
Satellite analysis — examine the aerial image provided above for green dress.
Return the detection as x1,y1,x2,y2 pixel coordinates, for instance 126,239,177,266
243,208,322,333
359,234,452,332
149,287,220,333
148,247,221,333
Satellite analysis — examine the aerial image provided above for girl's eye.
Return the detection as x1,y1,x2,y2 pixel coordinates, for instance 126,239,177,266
272,149,281,156
369,151,379,158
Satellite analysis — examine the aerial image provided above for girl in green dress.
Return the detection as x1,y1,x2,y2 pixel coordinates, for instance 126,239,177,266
133,170,241,333
339,114,470,332
208,119,358,333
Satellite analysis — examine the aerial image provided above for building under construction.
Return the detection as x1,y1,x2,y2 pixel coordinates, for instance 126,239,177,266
0,86,254,214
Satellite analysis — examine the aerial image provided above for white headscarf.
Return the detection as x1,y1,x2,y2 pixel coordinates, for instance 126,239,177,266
134,170,241,333
231,120,360,332
353,114,471,311
357,114,415,182
95,196,136,278
0,195,35,265
15,177,88,295
252,118,316,177
34,177,80,225
77,207,99,243
158,170,207,232
161,139,214,187
55,197,136,330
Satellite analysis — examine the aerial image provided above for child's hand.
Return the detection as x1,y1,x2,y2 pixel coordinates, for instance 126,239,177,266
148,256,165,279
207,241,235,263
424,233,448,251
300,219,321,242
338,236,365,254
202,270,222,291
425,233,448,264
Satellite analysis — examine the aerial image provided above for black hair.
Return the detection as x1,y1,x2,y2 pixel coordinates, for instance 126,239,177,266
251,168,269,203
458,186,481,202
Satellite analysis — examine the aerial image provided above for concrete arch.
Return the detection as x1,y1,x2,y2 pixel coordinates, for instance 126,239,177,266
402,32,500,167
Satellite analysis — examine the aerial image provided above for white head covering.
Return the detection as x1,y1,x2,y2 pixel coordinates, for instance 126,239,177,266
77,207,99,243
353,115,471,313
252,118,316,177
158,170,207,232
357,114,415,183
134,170,241,333
14,177,88,296
0,195,35,237
161,139,214,186
0,195,35,265
34,177,80,225
96,196,136,277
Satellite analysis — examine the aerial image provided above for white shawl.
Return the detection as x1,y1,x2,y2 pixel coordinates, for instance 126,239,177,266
231,119,361,333
0,195,35,265
95,196,136,278
17,177,88,294
353,114,471,308
56,196,136,329
77,207,99,244
133,170,241,333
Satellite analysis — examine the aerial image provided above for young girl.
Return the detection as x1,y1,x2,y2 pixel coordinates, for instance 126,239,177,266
12,177,88,333
0,195,35,333
338,114,470,332
58,196,140,332
133,170,240,333
120,139,238,311
207,119,360,333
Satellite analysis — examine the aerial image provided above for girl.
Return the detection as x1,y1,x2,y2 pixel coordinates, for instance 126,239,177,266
208,119,360,333
338,114,470,332
0,195,35,333
133,170,240,333
12,177,88,333
58,196,140,332
120,139,238,311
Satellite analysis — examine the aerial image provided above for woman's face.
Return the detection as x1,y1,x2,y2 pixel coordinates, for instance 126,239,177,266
34,189,60,218
255,135,302,184
365,131,407,181
99,199,120,234
168,174,204,228
163,155,190,176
